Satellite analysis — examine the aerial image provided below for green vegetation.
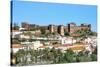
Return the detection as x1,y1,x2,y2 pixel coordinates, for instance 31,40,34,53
12,23,19,30
12,47,97,66
12,38,20,44
64,32,69,36
29,28,39,31
74,29,97,37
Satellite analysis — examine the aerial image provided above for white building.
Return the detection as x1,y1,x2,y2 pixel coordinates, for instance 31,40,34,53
21,41,43,50
20,34,30,39
12,30,22,38
61,37,76,45
32,41,43,50
11,44,25,53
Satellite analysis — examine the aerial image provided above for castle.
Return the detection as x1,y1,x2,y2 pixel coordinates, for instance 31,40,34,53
21,22,91,36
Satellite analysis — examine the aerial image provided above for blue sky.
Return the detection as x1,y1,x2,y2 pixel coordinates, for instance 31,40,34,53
12,1,97,32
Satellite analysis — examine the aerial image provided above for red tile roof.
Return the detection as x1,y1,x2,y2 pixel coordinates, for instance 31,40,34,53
11,44,24,48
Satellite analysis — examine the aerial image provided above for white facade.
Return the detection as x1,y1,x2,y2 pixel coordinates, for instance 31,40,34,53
21,41,43,50
12,31,22,38
32,41,43,50
12,48,22,53
20,34,30,39
61,37,76,44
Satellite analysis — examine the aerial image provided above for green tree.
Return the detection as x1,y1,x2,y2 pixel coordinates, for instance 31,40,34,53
64,32,69,36
91,54,97,61
12,23,19,30
15,49,26,64
63,49,75,63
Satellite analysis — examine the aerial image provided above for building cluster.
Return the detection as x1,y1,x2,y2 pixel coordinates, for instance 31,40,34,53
11,22,97,65
12,36,97,53
11,22,94,53
21,22,91,36
11,22,97,66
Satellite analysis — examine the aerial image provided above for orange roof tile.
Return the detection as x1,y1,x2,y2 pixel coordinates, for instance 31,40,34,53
11,44,24,48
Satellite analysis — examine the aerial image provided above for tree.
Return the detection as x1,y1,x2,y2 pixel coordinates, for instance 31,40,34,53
93,46,97,54
91,54,97,61
12,39,20,44
63,49,75,63
89,32,97,36
41,28,46,35
12,23,19,30
75,56,80,62
28,49,35,63
64,32,69,36
15,49,26,64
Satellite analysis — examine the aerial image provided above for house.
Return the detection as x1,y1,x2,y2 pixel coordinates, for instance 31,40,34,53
11,44,25,53
12,30,22,38
61,37,76,45
32,41,43,50
20,34,30,39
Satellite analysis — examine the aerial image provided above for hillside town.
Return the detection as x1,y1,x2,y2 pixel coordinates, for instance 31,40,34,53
11,22,97,66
